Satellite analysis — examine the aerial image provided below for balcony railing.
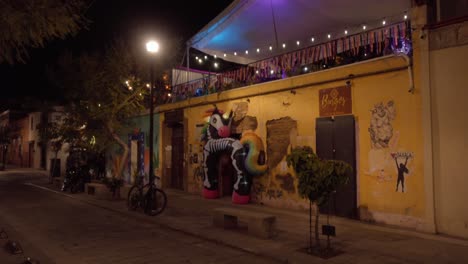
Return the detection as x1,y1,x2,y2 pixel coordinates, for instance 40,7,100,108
168,21,412,104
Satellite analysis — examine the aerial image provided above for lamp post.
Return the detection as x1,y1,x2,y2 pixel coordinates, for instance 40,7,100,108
146,40,159,184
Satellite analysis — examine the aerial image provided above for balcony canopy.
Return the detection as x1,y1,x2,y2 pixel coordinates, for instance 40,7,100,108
188,0,411,64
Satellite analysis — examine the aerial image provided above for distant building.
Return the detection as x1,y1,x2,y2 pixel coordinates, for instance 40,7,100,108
0,107,69,177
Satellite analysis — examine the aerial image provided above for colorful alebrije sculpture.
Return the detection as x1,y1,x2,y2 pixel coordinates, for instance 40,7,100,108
201,107,267,204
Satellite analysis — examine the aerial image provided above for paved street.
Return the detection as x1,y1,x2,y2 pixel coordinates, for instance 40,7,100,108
2,168,468,264
0,169,274,264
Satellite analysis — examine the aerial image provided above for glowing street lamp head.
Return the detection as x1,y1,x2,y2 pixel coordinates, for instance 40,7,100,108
146,40,159,53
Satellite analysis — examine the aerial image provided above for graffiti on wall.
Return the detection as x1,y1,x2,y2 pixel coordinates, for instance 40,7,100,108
251,181,284,201
275,173,296,194
366,100,416,193
251,173,295,203
391,152,414,193
369,100,396,149
200,105,267,204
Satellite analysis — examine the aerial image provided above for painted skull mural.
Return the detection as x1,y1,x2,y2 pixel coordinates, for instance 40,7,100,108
201,106,267,204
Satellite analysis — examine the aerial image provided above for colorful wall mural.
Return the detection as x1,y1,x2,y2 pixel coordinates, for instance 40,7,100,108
109,114,160,184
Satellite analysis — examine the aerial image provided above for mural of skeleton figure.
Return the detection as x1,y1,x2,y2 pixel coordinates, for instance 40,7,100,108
201,106,267,204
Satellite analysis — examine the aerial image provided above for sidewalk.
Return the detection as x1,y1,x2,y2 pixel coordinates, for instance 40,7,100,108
25,173,468,263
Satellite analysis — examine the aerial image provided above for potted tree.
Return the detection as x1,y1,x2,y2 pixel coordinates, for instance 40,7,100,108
286,146,351,257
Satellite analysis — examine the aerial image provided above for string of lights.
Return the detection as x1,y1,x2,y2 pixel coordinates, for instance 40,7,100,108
193,11,410,67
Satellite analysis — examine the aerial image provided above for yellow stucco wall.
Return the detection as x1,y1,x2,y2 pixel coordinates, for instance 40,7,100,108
158,55,426,228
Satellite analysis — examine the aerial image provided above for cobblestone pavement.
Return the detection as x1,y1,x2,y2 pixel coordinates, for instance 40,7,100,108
0,169,276,264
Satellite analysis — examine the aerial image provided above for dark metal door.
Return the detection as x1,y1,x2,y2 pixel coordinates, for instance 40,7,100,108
171,124,184,190
316,115,357,218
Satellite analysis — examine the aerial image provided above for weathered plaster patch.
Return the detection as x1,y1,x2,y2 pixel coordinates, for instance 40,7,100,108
266,117,297,169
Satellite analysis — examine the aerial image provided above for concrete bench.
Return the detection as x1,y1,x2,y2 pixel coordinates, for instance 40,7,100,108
213,207,277,239
85,183,131,200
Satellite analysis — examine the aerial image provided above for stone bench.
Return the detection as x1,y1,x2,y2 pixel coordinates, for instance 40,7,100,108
213,207,277,239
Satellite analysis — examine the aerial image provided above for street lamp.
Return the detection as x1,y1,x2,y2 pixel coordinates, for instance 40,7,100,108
146,40,159,184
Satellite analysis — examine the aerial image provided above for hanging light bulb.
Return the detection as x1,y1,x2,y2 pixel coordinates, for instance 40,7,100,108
214,62,219,68
404,13,408,20
296,41,300,46
198,59,203,63
382,19,386,25
257,48,260,53
255,70,259,74
282,43,286,48
362,25,367,30
270,70,274,74
311,37,315,42
245,50,248,54
304,67,308,72
195,56,198,60
327,34,331,39
214,54,217,58
223,53,226,57
234,52,237,56
269,46,273,51
345,30,348,35
204,55,207,59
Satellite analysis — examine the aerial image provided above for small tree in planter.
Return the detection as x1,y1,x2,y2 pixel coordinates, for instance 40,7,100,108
286,146,351,256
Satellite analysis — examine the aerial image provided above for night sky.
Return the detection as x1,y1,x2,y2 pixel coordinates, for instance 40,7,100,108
0,0,234,110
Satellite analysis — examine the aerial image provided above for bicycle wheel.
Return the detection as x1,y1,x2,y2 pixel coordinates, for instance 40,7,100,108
127,185,142,211
143,186,167,216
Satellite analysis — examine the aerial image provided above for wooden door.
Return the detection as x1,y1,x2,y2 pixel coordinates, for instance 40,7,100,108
170,124,184,190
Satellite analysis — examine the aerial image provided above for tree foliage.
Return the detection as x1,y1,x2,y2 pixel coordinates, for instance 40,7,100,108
0,0,89,64
286,146,352,249
286,146,351,206
48,39,150,178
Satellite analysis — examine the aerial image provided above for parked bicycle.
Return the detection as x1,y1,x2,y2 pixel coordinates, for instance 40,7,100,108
127,175,167,216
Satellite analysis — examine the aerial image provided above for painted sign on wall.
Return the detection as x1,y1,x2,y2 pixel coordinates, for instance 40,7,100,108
319,86,352,117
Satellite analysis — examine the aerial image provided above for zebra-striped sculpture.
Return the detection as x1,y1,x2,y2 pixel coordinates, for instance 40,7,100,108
202,107,267,204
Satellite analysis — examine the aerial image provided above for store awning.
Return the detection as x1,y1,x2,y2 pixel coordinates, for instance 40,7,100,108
188,0,411,64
